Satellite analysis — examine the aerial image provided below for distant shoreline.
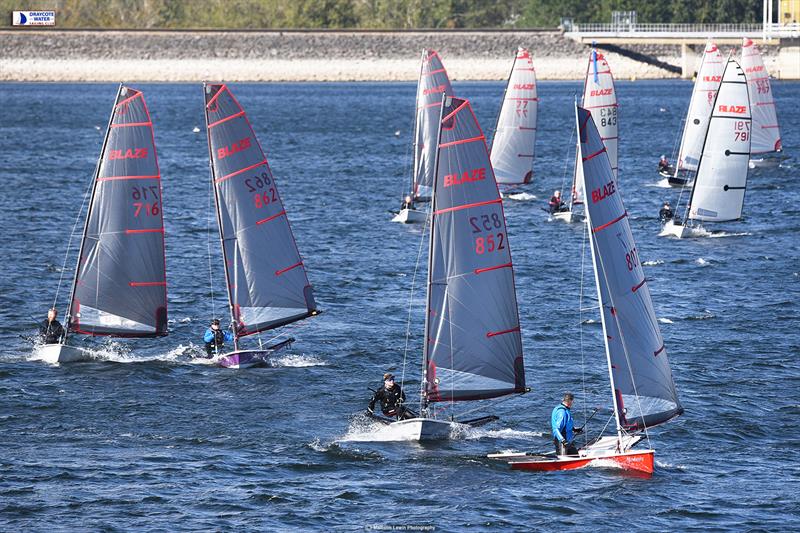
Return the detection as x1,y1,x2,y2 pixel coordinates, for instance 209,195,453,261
0,30,786,81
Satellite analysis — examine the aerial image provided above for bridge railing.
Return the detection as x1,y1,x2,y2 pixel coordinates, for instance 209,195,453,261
567,22,799,38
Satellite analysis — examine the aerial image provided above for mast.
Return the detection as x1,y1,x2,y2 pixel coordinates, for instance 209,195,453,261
410,49,426,198
64,83,123,341
203,83,239,350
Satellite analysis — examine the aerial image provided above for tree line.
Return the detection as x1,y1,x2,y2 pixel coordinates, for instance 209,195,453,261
2,0,765,29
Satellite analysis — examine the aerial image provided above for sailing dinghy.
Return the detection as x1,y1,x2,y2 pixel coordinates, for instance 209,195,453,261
383,95,528,440
490,47,538,191
491,105,683,474
740,37,783,168
203,83,319,368
392,49,454,224
35,85,168,363
662,58,751,239
670,42,724,187
554,47,617,224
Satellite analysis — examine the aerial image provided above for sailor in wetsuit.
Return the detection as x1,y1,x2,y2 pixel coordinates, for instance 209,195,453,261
39,308,65,344
548,190,566,215
659,201,674,224
400,195,415,211
552,392,582,456
368,373,414,420
658,155,671,173
203,318,233,357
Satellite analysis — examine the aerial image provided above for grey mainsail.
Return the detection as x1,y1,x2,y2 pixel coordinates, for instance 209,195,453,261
578,105,682,430
490,47,538,186
423,96,526,403
204,84,316,338
68,85,168,336
412,49,454,200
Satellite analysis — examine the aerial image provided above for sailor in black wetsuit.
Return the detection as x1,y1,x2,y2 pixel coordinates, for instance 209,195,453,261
368,373,414,420
39,308,65,344
400,195,415,211
659,201,674,224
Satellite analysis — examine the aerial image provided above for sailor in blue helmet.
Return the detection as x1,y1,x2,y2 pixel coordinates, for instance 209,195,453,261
203,318,233,357
552,392,581,455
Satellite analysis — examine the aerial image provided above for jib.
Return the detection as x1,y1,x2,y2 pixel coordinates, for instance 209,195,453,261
444,167,486,187
718,104,747,114
424,84,446,96
703,76,721,82
109,148,147,160
513,84,534,90
218,137,251,159
591,181,616,203
590,89,612,97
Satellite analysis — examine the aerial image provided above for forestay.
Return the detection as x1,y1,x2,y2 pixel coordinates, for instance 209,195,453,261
578,105,682,430
688,59,752,222
676,42,724,173
741,38,782,155
490,47,538,185
204,83,316,337
69,85,168,336
412,49,454,199
423,95,526,403
571,49,617,208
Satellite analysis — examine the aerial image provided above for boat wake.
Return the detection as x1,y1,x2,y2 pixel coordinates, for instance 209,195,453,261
642,260,664,266
337,414,422,442
658,317,674,324
458,427,543,441
269,354,327,367
650,178,673,188
504,191,537,202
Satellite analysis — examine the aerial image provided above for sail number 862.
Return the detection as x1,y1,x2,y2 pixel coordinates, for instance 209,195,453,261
245,171,277,208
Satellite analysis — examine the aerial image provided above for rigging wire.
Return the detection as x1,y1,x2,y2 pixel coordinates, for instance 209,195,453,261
579,216,589,447
206,172,217,323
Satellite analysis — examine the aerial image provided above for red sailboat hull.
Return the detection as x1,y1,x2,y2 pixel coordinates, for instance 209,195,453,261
509,449,654,475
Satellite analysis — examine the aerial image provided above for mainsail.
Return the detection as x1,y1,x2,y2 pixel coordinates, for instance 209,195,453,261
741,37,782,155
423,95,526,403
412,49,454,199
68,85,168,337
204,84,316,339
675,42,724,173
570,48,617,209
578,105,682,430
490,47,538,186
687,59,752,222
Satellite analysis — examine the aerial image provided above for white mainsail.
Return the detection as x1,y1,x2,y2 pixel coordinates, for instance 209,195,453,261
687,58,752,222
740,37,782,155
490,47,538,186
675,42,724,173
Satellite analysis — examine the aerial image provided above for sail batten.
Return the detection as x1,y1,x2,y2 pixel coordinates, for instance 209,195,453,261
490,47,538,186
204,83,316,338
423,96,526,404
68,85,168,337
579,105,682,431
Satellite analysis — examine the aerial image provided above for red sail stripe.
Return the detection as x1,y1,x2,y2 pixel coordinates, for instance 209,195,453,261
206,84,228,109
129,281,167,287
584,103,619,110
424,68,446,77
474,262,512,275
275,262,303,276
761,125,780,128
126,228,164,234
593,211,627,233
442,100,469,123
518,126,537,131
654,344,666,356
110,121,152,128
439,135,484,149
98,175,160,182
419,101,441,110
256,210,286,225
631,279,646,292
116,91,142,108
582,146,607,162
756,102,776,106
208,110,246,129
216,159,266,183
435,198,501,215
486,326,520,338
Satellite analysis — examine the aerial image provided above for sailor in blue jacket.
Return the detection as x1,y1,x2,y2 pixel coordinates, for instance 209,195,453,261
203,318,234,357
551,392,581,455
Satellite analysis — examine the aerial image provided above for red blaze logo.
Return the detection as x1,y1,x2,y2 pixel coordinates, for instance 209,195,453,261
746,65,764,73
590,88,613,97
591,181,616,203
109,148,148,160
703,76,721,83
423,84,446,96
444,167,486,188
718,104,747,114
218,137,251,159
513,83,534,90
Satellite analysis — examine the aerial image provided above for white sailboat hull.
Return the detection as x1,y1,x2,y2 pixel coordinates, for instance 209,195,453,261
391,208,427,224
661,220,689,239
32,343,94,364
388,417,458,441
553,210,584,224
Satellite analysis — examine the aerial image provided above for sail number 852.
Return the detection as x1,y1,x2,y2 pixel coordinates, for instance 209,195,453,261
470,214,505,254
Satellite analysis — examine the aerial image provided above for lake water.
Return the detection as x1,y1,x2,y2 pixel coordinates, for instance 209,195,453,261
1,79,799,530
